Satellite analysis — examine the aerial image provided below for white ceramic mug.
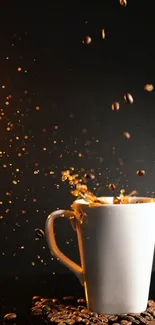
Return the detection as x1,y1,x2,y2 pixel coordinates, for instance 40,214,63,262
45,197,155,314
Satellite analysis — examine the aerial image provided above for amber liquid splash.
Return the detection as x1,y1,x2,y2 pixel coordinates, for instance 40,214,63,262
61,170,137,206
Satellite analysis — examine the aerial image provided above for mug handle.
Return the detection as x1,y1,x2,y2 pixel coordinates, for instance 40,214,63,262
45,209,84,285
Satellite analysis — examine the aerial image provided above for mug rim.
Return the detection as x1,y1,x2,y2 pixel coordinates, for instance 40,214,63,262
74,196,155,207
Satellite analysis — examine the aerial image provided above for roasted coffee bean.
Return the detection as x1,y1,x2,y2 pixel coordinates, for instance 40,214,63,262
82,36,92,45
84,173,95,180
34,301,42,307
63,296,75,301
43,298,55,306
3,313,17,322
109,315,118,322
77,299,86,304
136,170,145,176
98,316,109,322
144,84,154,92
66,320,76,325
90,312,98,318
147,307,155,314
58,323,66,325
124,93,133,104
148,300,155,307
42,304,52,313
120,0,127,6
122,132,131,139
57,311,68,316
73,311,80,316
101,29,106,39
113,323,120,325
66,306,72,310
47,313,54,320
86,322,94,325
141,312,153,320
108,184,116,191
131,315,147,324
71,307,78,311
79,313,89,319
81,309,89,314
55,318,65,323
113,197,121,204
147,321,155,325
120,321,132,325
119,315,136,322
35,228,45,239
112,102,120,111
82,319,88,323
32,295,41,304
73,316,83,322
78,306,86,311
89,317,99,323
128,314,140,317
31,307,42,315
52,298,59,303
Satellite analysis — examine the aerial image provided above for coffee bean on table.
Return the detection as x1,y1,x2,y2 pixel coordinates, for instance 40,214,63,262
81,309,89,314
120,321,132,325
77,299,86,304
66,319,76,325
78,305,87,311
147,306,155,314
31,307,43,315
63,296,75,301
99,315,109,322
141,312,153,321
32,295,41,304
73,316,83,322
148,300,155,307
82,319,88,323
89,312,98,318
131,315,147,324
3,313,17,322
109,315,119,322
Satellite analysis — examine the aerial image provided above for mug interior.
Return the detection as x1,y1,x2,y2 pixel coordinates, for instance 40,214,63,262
74,197,155,206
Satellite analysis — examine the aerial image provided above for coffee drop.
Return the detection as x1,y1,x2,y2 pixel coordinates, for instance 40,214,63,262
35,228,45,239
120,0,127,6
113,197,122,204
136,170,145,176
112,102,120,111
108,184,116,191
122,132,131,139
124,93,134,104
144,84,154,92
82,36,92,45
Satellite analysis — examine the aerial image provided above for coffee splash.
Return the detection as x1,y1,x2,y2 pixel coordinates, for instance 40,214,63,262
61,170,137,206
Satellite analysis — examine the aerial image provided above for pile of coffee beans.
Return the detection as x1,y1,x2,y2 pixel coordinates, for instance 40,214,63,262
31,297,155,325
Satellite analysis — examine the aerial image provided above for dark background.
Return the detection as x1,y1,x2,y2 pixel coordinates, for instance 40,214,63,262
0,0,155,282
